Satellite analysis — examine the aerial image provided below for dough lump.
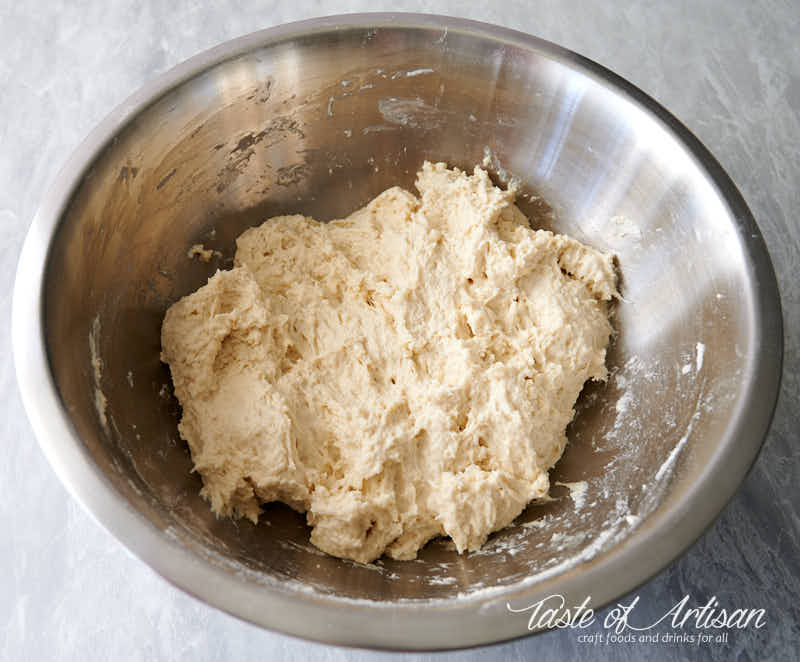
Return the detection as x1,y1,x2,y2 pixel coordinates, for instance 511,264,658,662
161,162,617,563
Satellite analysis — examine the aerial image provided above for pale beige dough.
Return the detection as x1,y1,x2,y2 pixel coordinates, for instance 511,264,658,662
161,162,617,563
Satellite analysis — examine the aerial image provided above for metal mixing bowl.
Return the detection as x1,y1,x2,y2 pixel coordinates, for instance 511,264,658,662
12,13,782,650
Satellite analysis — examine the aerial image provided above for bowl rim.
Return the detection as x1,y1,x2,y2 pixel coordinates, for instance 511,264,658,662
12,12,783,651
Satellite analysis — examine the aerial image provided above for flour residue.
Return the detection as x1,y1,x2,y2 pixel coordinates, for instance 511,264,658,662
88,315,108,430
655,410,700,481
378,97,443,130
481,146,521,189
696,342,706,372
555,480,588,510
609,214,642,240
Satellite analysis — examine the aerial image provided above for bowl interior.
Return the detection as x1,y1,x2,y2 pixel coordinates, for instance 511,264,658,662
44,22,759,609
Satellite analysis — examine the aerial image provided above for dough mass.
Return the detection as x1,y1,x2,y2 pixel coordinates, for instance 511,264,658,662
161,162,617,563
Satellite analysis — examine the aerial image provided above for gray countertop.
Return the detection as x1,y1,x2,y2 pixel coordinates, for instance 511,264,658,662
2,1,798,660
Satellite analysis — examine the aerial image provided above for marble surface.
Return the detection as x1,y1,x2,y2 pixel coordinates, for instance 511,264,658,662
2,1,798,660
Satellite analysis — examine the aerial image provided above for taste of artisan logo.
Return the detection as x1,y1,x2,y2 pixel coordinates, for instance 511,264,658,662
506,594,766,646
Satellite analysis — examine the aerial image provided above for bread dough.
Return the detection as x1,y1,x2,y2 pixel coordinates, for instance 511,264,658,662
161,162,616,563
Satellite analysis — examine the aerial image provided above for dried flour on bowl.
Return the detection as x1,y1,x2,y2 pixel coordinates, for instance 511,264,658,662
160,161,617,563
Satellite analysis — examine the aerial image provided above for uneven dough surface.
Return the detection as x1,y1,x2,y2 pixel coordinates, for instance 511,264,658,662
161,162,617,563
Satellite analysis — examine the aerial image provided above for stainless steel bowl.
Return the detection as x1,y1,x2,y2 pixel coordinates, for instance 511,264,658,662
12,13,782,650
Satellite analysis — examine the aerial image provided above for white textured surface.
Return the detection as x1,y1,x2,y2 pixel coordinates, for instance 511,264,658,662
2,1,798,660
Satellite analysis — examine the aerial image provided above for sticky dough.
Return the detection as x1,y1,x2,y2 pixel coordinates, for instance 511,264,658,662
161,162,617,563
